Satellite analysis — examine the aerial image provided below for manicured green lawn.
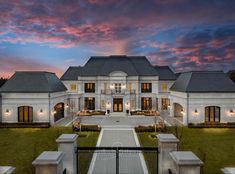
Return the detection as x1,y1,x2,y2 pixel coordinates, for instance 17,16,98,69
0,127,99,174
137,127,235,174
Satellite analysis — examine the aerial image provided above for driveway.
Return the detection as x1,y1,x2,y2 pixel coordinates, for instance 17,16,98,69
88,128,148,174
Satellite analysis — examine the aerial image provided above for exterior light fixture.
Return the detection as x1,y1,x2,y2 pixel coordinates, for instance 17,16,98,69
181,108,184,114
40,109,43,113
230,109,234,115
195,109,198,113
5,109,10,115
65,104,69,108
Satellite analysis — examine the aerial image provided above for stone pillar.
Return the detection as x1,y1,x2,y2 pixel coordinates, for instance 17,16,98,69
56,134,78,174
32,151,64,174
0,166,16,174
157,134,179,174
221,167,235,174
169,151,203,174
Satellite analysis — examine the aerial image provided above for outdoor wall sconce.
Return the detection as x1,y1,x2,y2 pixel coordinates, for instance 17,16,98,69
52,110,57,114
180,108,184,114
5,109,10,115
40,109,43,113
65,104,69,108
195,109,198,113
230,109,234,115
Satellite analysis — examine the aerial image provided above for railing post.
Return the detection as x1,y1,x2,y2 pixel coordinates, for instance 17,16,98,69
32,151,64,174
56,134,78,174
157,134,179,174
169,151,203,174
116,147,119,174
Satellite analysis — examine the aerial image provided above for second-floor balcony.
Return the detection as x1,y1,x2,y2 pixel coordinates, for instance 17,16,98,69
101,89,136,95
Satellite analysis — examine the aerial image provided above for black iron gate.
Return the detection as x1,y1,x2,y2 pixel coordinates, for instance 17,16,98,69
76,146,158,174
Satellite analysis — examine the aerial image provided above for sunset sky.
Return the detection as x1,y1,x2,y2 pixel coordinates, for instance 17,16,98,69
0,0,235,78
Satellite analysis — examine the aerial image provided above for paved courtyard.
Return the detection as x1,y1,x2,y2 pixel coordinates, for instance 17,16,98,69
88,129,148,174
54,112,183,127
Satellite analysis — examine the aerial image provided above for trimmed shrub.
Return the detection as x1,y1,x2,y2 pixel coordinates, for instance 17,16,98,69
188,122,235,128
0,122,50,128
73,122,101,132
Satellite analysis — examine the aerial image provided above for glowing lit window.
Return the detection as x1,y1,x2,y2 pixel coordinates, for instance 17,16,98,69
161,83,167,92
70,84,77,91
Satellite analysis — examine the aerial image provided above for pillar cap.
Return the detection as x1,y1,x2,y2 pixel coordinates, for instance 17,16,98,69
221,167,235,174
157,134,179,143
32,151,64,166
170,151,204,166
0,166,15,174
56,134,78,143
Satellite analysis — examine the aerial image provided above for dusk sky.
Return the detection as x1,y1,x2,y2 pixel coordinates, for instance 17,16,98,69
0,0,235,78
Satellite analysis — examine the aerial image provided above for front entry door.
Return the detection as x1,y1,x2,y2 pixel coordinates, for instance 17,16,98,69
113,98,123,112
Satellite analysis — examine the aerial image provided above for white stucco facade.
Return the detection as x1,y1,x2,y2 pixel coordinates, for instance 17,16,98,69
62,71,175,113
0,91,68,125
170,91,235,125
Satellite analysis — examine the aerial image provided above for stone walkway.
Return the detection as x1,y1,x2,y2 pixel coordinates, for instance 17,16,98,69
88,128,148,174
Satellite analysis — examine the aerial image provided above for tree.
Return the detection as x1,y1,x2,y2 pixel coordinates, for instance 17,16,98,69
0,77,8,87
228,70,235,83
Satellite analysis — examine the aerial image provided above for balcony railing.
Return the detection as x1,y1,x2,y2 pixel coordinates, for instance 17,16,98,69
101,89,136,95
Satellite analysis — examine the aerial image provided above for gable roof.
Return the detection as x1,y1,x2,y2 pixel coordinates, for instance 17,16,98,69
154,66,177,80
0,72,67,93
170,71,235,93
61,55,158,80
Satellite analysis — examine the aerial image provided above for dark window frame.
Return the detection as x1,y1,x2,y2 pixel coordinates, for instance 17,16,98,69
85,83,95,93
18,106,33,123
85,97,95,110
141,83,152,93
141,97,152,110
205,106,220,123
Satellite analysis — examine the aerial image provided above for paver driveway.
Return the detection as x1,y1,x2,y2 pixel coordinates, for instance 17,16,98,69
88,128,148,174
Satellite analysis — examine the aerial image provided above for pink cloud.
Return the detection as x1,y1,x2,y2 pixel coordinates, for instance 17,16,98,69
0,55,63,78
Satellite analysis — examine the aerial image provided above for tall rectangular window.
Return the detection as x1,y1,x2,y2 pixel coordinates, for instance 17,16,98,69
114,83,122,93
161,83,167,92
84,97,95,110
85,83,95,93
141,83,152,93
141,97,152,110
161,98,170,110
128,83,132,92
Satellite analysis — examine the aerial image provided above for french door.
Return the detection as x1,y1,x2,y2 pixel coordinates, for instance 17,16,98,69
18,106,33,123
113,98,123,112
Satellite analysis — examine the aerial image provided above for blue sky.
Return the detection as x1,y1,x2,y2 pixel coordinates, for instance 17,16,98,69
0,0,235,77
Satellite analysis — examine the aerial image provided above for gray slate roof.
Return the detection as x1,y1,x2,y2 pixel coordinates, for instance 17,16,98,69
170,71,235,93
154,66,177,80
61,55,158,80
0,72,67,93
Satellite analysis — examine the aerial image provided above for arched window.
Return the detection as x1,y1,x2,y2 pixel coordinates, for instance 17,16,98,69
18,106,33,123
174,103,183,117
205,106,220,123
54,103,64,122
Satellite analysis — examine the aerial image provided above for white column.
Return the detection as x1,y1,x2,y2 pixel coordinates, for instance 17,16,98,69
56,134,78,174
32,151,64,174
169,151,203,174
157,134,179,174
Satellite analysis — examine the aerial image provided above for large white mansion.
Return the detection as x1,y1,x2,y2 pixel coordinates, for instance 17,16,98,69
1,55,235,125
